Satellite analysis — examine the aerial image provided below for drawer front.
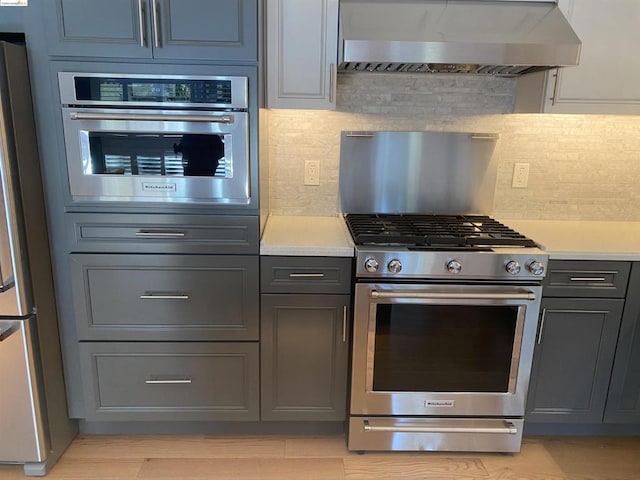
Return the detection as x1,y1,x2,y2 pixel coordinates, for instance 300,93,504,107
543,260,631,298
79,342,259,421
66,213,259,254
261,256,353,294
71,254,259,341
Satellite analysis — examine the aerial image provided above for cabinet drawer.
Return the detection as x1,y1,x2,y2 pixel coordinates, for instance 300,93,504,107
66,213,259,254
543,260,631,298
71,254,259,341
79,342,259,421
261,256,352,294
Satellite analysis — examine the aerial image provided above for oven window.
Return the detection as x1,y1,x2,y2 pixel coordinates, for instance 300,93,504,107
372,304,519,393
85,133,231,178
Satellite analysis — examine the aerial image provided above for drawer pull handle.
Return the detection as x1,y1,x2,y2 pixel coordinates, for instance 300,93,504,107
140,294,190,300
135,230,186,238
145,378,192,385
569,277,606,282
288,273,326,278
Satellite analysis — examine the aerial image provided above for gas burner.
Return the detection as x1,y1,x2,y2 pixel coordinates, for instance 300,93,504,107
345,214,537,249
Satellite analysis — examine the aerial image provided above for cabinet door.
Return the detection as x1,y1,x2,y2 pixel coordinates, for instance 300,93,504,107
43,0,257,61
261,294,349,421
44,0,152,58
542,0,640,114
153,0,258,62
266,0,338,109
605,263,640,423
526,298,623,423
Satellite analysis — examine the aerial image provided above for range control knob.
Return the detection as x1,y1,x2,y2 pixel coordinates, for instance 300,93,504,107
505,260,521,275
387,259,403,273
527,260,545,276
446,259,462,274
364,257,380,273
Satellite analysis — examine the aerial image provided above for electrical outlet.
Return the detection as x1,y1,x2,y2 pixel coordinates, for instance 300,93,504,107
304,160,320,186
512,163,530,188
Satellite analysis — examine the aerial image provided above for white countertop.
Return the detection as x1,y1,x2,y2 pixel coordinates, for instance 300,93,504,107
260,215,355,257
502,219,640,261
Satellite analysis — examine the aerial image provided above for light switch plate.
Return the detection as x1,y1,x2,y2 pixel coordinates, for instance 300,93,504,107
512,163,530,188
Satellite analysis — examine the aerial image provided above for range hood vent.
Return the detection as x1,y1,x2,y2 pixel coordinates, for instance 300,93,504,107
338,0,581,77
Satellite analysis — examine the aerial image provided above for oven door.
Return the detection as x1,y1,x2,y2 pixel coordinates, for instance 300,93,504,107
350,282,542,418
61,107,249,204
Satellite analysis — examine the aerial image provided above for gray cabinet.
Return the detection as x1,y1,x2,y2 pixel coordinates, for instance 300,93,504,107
43,0,257,62
79,342,259,421
265,0,338,109
526,260,629,424
605,262,640,423
260,256,352,421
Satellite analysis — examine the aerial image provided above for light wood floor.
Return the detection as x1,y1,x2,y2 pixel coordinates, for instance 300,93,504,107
1,435,639,479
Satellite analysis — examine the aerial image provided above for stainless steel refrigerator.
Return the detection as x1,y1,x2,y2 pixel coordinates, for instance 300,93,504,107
0,40,76,476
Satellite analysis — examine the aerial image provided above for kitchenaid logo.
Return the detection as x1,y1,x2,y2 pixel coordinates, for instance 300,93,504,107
142,182,177,192
424,400,455,408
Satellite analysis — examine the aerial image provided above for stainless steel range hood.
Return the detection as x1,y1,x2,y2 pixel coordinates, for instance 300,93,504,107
338,0,581,76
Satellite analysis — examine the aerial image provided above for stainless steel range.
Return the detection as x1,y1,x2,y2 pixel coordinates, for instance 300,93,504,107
339,132,548,453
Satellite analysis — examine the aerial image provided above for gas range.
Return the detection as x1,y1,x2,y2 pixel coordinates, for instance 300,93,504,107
345,213,548,281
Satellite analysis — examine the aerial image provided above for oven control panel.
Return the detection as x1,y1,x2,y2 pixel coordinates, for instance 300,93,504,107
356,249,548,280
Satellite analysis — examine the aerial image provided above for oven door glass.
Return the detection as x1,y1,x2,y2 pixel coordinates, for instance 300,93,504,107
62,108,249,204
351,283,542,417
372,303,521,394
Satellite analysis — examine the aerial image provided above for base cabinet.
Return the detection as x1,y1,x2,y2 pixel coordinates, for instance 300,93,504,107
526,260,632,426
605,263,640,423
260,256,352,421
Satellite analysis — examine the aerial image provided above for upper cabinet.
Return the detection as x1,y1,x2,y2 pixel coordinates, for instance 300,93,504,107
43,0,257,62
515,0,640,114
265,0,338,109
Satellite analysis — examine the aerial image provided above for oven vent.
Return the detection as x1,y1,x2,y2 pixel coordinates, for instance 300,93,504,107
338,62,550,77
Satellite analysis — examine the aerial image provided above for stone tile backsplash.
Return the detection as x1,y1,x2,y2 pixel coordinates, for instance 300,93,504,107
266,73,640,221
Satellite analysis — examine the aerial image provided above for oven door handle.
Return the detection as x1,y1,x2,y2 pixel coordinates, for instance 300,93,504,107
68,112,234,124
369,290,536,301
363,419,518,435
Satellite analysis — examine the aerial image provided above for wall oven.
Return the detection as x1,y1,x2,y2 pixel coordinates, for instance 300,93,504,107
58,72,250,205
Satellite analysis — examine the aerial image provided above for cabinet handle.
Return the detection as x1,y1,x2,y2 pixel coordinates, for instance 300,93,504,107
138,0,147,47
145,378,192,385
342,306,347,343
135,230,186,238
550,70,560,106
537,308,547,345
329,64,336,103
569,277,606,282
288,273,325,278
152,0,161,48
140,294,190,300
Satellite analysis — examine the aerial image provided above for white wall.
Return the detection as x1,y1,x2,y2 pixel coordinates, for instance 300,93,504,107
267,73,640,221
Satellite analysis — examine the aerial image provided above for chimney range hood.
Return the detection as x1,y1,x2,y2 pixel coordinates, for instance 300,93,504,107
338,0,581,76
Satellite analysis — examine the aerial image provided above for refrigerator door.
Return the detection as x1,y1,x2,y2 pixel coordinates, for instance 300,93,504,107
0,317,47,462
0,41,32,317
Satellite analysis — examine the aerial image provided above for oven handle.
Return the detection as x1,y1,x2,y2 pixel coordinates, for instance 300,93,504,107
363,419,518,435
369,290,536,301
68,112,234,124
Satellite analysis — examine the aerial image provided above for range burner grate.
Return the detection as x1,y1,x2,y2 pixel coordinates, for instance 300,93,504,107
345,214,537,248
